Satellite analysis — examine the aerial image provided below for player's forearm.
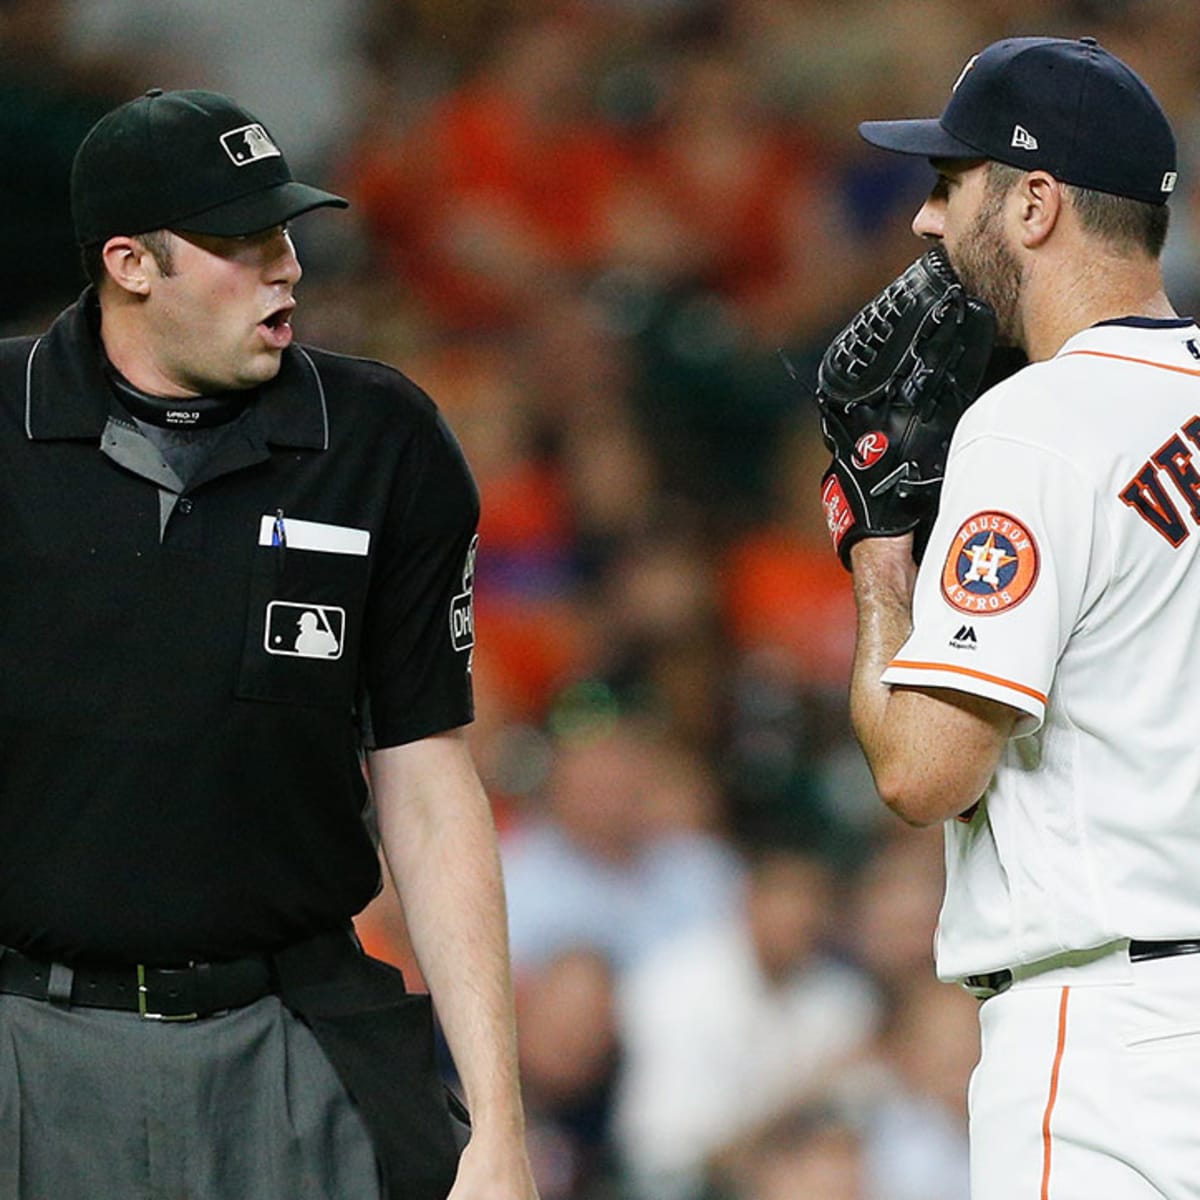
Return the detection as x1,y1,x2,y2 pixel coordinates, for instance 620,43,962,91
847,537,928,821
849,539,1014,824
368,735,526,1134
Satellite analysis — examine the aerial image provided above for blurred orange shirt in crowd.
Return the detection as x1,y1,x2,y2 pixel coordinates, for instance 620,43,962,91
722,526,856,690
347,82,631,331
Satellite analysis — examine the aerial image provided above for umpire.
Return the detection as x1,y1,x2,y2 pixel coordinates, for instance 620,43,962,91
0,89,538,1200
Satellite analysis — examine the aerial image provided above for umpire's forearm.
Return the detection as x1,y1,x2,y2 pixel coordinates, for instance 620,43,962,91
367,733,526,1136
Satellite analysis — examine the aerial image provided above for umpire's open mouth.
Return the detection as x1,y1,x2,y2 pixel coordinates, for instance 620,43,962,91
258,303,295,349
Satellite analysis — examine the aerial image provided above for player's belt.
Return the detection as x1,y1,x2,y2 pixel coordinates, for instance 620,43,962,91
0,945,275,1021
964,938,1200,998
1128,937,1200,962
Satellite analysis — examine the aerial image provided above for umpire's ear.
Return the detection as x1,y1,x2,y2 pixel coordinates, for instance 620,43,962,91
99,234,158,296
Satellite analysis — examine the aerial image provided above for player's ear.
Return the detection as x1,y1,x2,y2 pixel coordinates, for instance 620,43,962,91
99,235,157,297
1014,170,1061,249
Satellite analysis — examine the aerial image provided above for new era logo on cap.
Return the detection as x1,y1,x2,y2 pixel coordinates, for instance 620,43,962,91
220,124,282,166
1011,125,1039,151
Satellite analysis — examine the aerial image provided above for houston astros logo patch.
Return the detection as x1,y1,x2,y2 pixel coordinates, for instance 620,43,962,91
941,511,1039,615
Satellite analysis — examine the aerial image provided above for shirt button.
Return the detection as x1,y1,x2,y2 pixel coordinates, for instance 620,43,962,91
177,498,194,515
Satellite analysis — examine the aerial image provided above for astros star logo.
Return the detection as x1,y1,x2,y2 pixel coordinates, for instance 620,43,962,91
941,511,1039,615
962,531,1018,587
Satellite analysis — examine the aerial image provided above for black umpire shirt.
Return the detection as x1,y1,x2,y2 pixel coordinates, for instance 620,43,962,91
0,291,479,966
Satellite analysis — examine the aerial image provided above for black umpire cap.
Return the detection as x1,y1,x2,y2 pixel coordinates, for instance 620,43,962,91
71,88,349,247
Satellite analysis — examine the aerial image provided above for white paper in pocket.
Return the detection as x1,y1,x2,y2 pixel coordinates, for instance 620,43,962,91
257,515,370,556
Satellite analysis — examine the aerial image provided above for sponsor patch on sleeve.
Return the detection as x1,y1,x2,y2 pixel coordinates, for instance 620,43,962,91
450,535,478,656
941,511,1039,615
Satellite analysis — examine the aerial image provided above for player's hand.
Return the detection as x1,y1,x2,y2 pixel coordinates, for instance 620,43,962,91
809,244,996,568
447,1129,540,1200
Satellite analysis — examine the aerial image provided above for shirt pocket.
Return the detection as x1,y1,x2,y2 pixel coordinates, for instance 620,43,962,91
236,538,370,709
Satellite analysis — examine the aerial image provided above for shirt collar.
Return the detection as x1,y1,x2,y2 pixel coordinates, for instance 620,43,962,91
24,289,329,450
1091,315,1196,331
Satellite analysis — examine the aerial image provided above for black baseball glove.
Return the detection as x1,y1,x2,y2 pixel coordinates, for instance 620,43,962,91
811,244,997,568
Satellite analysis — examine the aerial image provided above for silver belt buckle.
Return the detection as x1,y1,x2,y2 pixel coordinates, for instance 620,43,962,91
136,963,199,1021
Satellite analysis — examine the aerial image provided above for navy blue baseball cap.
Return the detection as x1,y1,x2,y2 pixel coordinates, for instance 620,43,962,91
72,88,349,246
859,36,1177,206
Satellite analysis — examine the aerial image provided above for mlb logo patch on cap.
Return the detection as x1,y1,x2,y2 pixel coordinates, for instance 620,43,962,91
220,124,282,167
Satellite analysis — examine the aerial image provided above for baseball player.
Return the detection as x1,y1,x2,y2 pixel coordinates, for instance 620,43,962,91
0,89,538,1200
820,37,1200,1199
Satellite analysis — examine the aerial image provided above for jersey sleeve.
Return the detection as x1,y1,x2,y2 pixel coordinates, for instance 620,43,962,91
360,406,481,748
881,428,1097,735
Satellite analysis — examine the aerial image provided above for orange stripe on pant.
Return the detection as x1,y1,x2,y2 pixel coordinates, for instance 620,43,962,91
1041,987,1071,1200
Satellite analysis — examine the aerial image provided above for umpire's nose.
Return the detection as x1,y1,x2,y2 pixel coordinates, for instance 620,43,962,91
266,226,303,287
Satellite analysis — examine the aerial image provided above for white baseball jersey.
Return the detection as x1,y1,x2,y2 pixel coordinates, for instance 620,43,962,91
881,317,1200,980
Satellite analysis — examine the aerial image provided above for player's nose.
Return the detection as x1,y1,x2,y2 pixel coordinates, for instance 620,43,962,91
912,199,945,240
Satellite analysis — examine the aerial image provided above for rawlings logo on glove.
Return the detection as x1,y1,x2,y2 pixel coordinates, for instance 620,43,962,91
852,433,889,469
807,244,998,568
822,473,855,548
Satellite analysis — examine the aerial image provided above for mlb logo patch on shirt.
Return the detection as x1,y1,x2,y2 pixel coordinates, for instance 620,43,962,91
264,602,345,659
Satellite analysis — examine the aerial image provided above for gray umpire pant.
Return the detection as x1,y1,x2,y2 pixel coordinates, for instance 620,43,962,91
0,991,383,1200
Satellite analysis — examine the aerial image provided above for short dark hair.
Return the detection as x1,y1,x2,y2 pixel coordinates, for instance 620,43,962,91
986,160,1169,257
80,230,177,290
1063,182,1170,258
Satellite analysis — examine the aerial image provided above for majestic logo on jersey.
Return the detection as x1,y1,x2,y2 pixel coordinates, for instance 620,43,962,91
264,601,345,659
941,511,1039,615
949,624,978,649
450,535,478,656
852,432,889,469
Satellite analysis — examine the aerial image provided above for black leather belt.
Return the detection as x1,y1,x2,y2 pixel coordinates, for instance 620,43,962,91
0,945,275,1021
1128,938,1200,962
964,938,1200,998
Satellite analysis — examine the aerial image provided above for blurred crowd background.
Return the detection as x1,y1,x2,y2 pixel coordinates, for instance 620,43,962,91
6,0,1200,1196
